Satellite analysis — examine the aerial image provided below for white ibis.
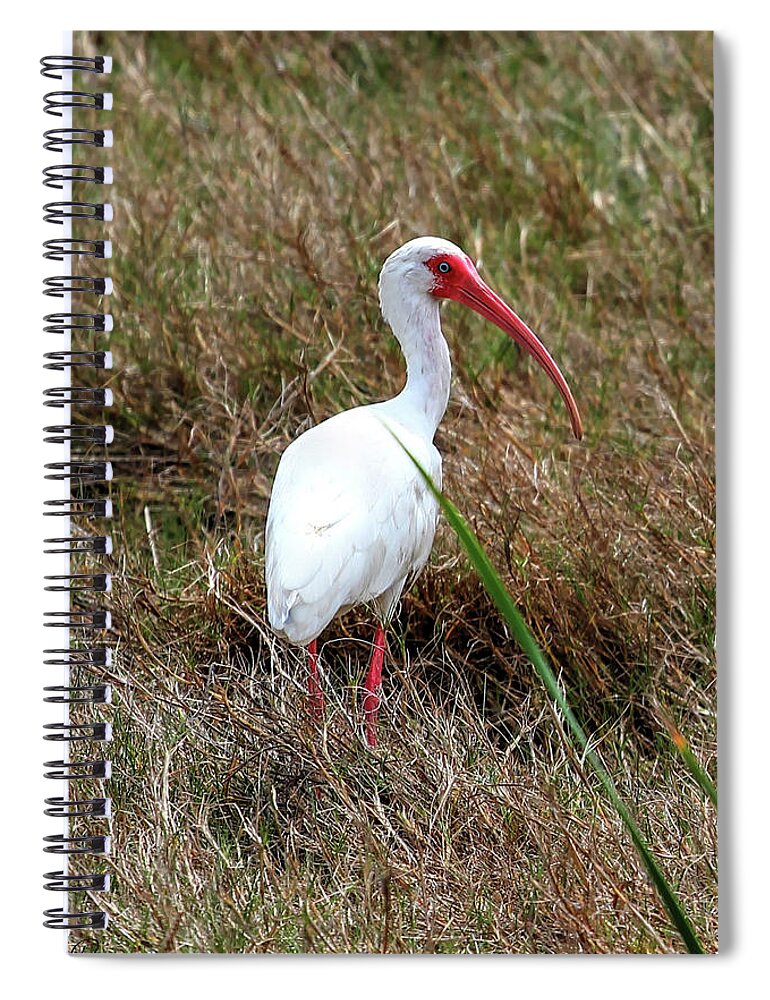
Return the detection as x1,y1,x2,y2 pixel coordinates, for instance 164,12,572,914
265,236,582,746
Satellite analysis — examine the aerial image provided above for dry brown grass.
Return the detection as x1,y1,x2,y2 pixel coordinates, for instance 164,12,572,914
66,30,716,952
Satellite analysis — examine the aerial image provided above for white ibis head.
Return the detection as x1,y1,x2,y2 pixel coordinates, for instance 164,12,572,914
379,236,583,440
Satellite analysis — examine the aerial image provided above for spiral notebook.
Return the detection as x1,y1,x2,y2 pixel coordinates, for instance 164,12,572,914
42,30,717,954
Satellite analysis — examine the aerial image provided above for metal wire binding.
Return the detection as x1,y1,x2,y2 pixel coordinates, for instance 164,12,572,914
44,460,113,482
43,163,112,189
44,870,109,889
43,238,112,260
44,798,111,819
44,834,110,855
43,128,112,153
44,759,111,781
44,536,112,554
43,201,112,224
40,55,111,79
43,424,114,445
43,647,112,666
43,498,113,517
43,387,113,407
44,685,112,704
43,311,111,335
43,610,112,630
44,91,113,116
43,573,112,593
43,910,108,931
43,349,112,368
44,276,112,298
42,51,113,932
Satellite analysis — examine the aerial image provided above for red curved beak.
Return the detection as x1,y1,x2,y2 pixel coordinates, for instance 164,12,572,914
447,268,583,440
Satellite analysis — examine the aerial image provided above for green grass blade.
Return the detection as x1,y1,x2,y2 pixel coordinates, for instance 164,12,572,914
666,724,718,808
396,436,705,954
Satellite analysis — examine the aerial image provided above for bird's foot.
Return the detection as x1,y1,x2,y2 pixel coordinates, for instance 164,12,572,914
363,691,379,747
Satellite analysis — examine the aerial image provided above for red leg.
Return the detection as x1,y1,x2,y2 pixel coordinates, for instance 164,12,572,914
363,624,387,748
307,638,324,722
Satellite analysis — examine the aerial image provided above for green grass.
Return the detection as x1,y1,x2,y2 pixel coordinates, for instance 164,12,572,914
401,439,707,951
67,29,716,953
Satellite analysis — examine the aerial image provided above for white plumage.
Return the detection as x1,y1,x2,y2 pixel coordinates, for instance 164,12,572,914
266,236,457,646
266,405,441,645
263,236,581,744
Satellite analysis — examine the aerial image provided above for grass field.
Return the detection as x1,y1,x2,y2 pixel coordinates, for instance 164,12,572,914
70,30,716,953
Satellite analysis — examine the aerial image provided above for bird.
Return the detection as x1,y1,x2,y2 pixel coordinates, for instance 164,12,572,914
264,235,582,747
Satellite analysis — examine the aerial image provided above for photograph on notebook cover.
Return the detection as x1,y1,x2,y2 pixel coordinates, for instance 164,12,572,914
71,31,716,953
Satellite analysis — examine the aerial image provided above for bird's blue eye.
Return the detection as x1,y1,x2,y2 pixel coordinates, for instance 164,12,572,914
438,261,451,274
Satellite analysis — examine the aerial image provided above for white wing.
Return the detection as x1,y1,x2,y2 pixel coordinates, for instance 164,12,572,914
265,406,441,646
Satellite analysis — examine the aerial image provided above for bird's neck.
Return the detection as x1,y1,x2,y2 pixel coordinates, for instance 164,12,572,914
383,295,451,439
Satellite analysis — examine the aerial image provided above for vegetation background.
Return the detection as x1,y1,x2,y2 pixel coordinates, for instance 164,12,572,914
70,30,715,953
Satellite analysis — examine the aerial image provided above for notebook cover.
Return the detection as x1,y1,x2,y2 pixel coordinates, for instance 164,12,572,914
52,29,716,954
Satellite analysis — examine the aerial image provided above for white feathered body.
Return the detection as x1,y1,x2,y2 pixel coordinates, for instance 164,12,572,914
265,237,470,648
265,403,441,646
